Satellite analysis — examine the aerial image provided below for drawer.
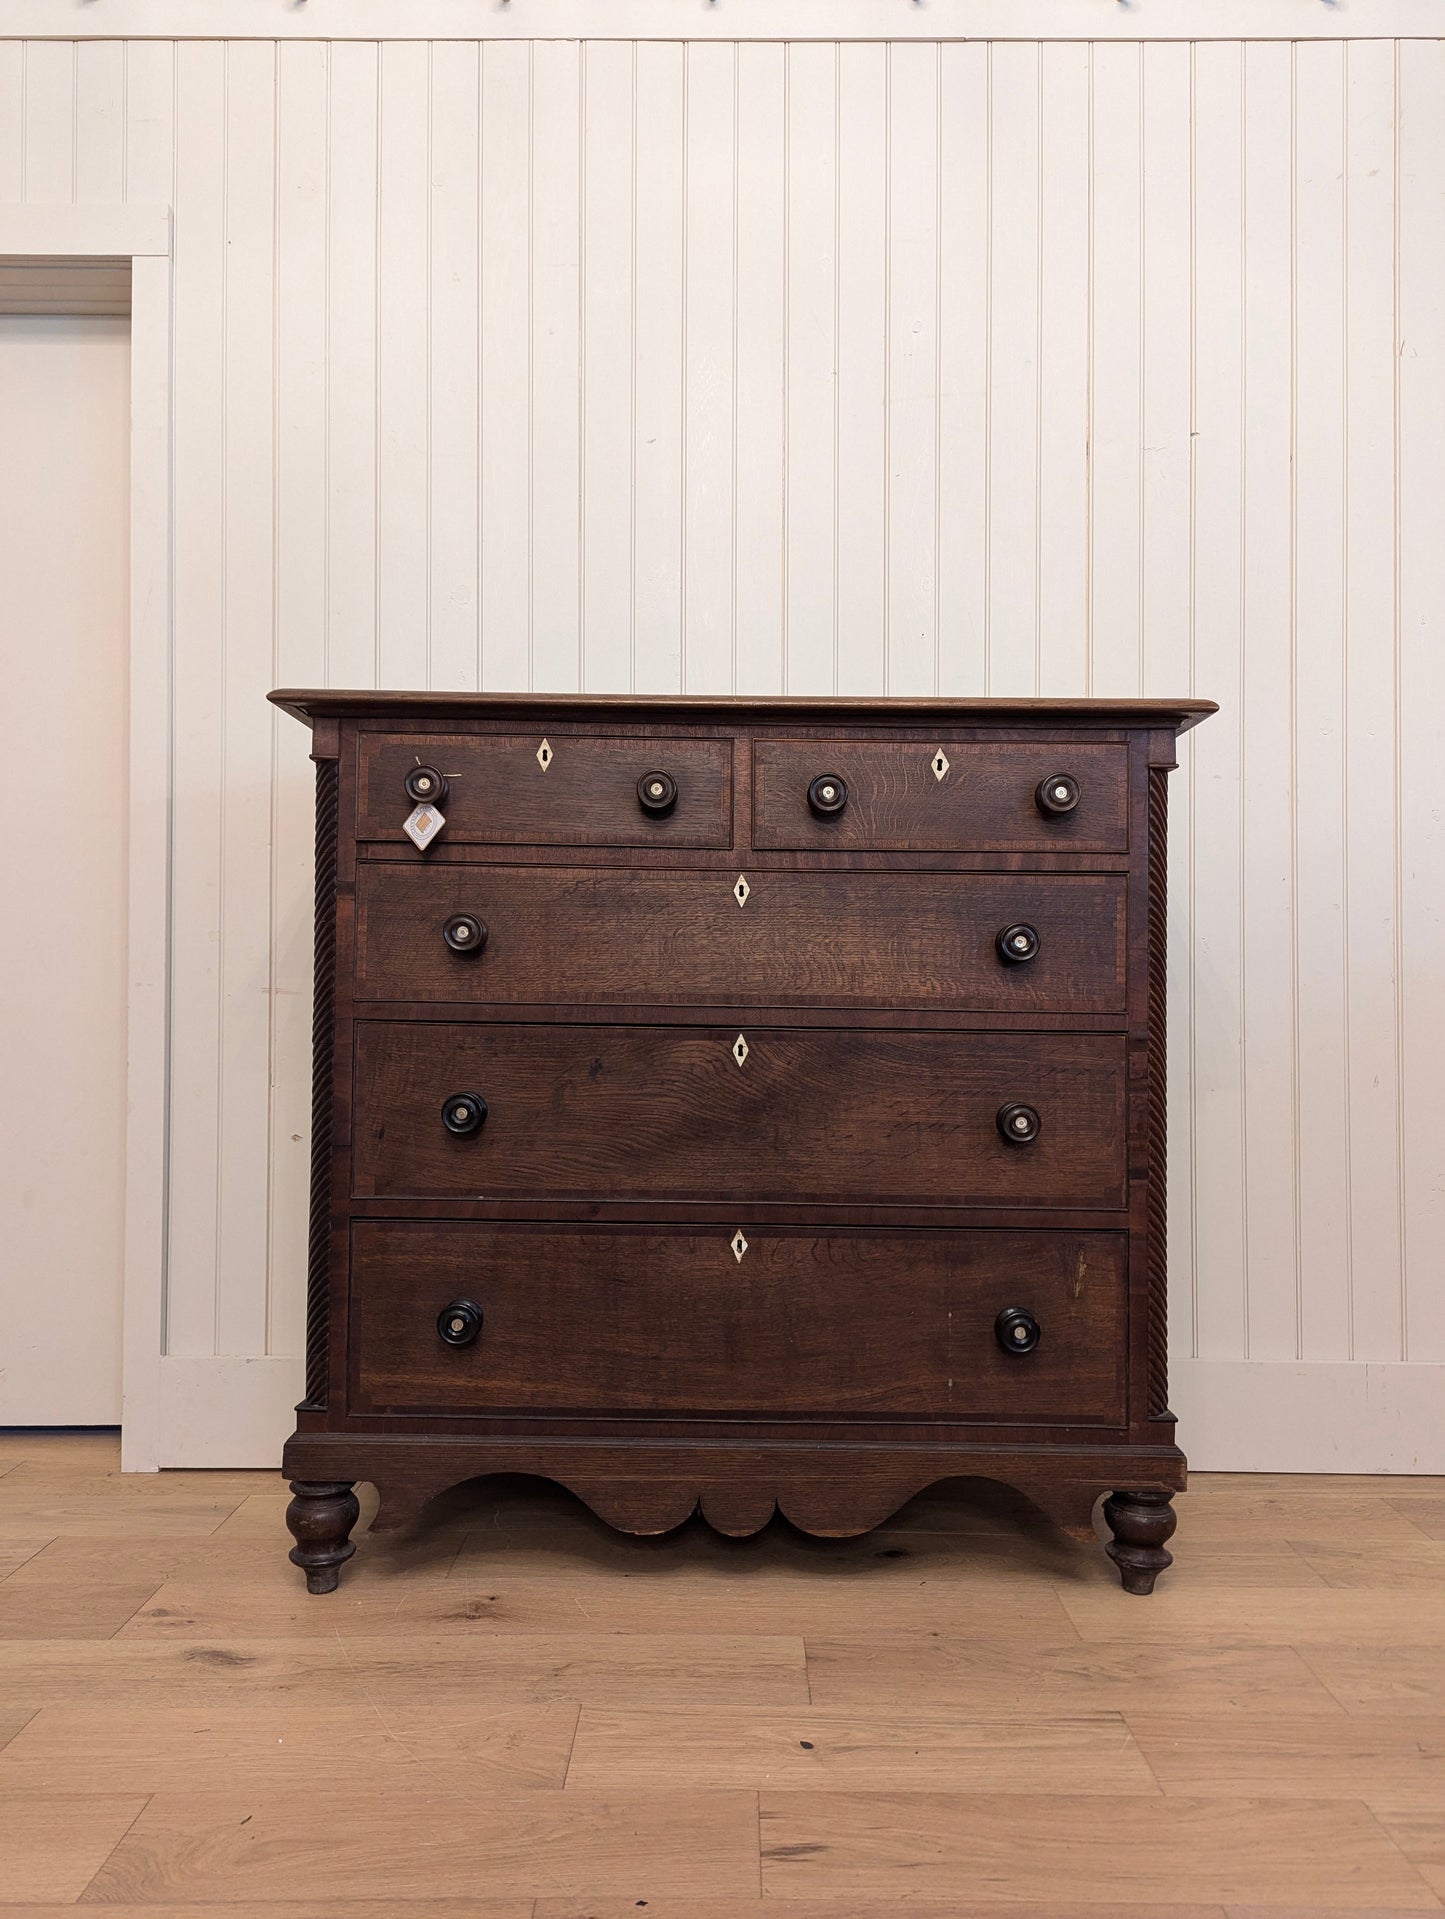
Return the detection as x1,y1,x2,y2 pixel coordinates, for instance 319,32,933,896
352,1022,1128,1209
357,730,733,850
350,1219,1128,1424
354,864,1129,1014
752,738,1129,853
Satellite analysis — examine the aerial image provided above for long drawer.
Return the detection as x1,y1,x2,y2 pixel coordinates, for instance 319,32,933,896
353,864,1129,1014
349,1219,1129,1424
752,738,1130,853
357,730,733,849
351,1022,1129,1209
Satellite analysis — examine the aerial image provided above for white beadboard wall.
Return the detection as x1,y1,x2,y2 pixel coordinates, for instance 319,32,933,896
1,35,1442,1468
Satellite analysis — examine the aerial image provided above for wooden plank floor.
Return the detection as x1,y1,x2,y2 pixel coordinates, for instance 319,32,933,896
2,1433,1444,1914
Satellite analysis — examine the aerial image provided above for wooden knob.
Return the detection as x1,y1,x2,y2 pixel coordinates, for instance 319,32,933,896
404,765,449,805
995,1306,1041,1354
442,914,488,955
1035,772,1079,816
997,1102,1042,1145
996,923,1040,965
637,771,679,816
808,774,848,817
441,1092,488,1136
437,1299,483,1347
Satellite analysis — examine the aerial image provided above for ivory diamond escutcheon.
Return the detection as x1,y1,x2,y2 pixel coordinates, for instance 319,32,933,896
730,1230,748,1263
932,748,950,781
536,737,553,770
733,874,750,907
731,1033,749,1068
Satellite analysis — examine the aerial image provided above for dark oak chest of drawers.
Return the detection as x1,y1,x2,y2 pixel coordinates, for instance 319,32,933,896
272,691,1213,1594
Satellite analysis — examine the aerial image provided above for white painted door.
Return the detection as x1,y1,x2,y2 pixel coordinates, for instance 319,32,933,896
0,313,130,1423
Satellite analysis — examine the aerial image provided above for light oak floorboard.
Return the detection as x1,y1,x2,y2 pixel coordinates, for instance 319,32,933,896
1389,1498,1445,1539
0,1701,578,1792
1124,1712,1445,1809
757,1792,1441,1906
0,1794,149,1902
0,1537,54,1579
0,1578,163,1638
85,1787,762,1903
1057,1586,1445,1645
565,1705,1159,1792
1300,1645,1445,1716
805,1636,1347,1715
2,1908,531,1919
535,1905,1230,1919
0,1631,806,1709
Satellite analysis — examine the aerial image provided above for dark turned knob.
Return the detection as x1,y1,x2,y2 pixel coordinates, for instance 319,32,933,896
437,1299,483,1347
996,1306,1041,1354
442,913,488,955
1036,772,1080,816
404,764,449,806
997,1102,1042,1145
996,923,1040,966
808,774,848,817
637,770,678,816
441,1091,488,1136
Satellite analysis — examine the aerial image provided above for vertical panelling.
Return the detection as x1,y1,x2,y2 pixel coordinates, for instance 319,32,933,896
1034,42,1090,698
1089,43,1144,696
123,39,175,209
325,42,379,688
783,42,837,693
376,41,430,687
936,41,989,696
22,40,74,202
1396,40,1445,1362
579,39,635,691
732,41,786,693
271,40,331,1359
1141,42,1197,1348
986,41,1041,696
215,41,277,1358
631,41,685,691
682,43,736,694
478,40,531,689
74,42,125,201
835,42,887,696
164,41,227,1356
1292,40,1351,1358
885,41,940,695
1342,39,1405,1363
428,41,481,692
530,39,582,692
1240,41,1299,1360
0,45,22,199
1189,41,1248,1360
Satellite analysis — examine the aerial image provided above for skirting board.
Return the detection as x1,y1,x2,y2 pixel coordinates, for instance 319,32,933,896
136,1354,1445,1476
1170,1360,1445,1475
149,1354,303,1471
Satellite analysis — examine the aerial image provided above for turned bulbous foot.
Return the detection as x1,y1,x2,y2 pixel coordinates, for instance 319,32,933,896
1104,1488,1177,1595
285,1480,359,1593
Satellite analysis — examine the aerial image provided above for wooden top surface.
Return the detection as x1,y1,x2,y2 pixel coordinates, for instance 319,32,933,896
270,688,1217,733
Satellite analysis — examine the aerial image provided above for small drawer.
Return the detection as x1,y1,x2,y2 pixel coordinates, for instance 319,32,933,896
354,863,1129,1015
351,1021,1128,1209
350,1219,1128,1424
752,738,1129,853
357,730,733,850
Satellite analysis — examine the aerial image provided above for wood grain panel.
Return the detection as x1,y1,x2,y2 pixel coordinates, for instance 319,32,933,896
349,1220,1128,1421
351,1021,1129,1208
353,865,1129,1013
356,730,733,848
752,738,1129,852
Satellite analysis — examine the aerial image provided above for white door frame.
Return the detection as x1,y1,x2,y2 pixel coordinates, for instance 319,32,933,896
0,204,172,1470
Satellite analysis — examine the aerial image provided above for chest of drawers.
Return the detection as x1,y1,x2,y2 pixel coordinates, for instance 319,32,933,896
272,691,1214,1595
